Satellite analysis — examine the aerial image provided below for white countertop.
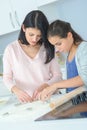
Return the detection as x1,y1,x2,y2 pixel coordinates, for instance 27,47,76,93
0,76,87,130
0,94,87,130
0,94,64,121
0,118,87,130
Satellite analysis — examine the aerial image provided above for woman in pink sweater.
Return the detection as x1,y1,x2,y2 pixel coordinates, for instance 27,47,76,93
3,10,62,103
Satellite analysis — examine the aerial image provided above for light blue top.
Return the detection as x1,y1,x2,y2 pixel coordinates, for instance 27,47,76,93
75,41,87,87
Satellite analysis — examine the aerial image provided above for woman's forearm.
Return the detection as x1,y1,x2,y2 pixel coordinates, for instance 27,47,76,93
53,76,84,90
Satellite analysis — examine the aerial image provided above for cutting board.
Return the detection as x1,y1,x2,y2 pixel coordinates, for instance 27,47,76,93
35,100,87,121
35,90,87,121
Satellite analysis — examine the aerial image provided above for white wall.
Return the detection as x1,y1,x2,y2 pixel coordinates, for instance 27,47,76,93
38,1,60,23
39,0,87,40
55,0,87,40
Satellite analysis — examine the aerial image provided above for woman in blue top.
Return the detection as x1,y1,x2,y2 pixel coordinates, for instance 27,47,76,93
38,20,87,116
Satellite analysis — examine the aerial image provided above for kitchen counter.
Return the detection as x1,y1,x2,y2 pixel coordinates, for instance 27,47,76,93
0,117,87,130
0,94,87,130
0,94,64,121
0,76,87,130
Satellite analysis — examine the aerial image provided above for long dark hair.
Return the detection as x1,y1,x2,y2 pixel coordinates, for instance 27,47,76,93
18,10,54,63
47,20,83,45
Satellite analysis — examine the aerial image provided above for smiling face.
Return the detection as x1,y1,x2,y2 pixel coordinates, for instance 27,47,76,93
23,27,42,46
48,32,73,53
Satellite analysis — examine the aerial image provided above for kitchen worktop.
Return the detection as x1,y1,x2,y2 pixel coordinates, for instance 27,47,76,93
0,115,87,130
0,93,87,130
0,77,87,130
0,93,64,121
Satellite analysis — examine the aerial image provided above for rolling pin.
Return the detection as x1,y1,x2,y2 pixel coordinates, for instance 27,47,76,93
35,92,87,121
50,86,87,109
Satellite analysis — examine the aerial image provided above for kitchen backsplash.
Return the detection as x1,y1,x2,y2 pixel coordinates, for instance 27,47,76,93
0,77,11,96
0,54,3,75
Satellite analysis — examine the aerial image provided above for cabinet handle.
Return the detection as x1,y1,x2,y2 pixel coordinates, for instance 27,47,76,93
15,11,20,27
9,12,15,28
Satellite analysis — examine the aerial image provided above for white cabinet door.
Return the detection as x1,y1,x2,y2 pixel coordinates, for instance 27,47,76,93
0,0,16,36
9,0,38,31
0,0,37,36
36,0,58,7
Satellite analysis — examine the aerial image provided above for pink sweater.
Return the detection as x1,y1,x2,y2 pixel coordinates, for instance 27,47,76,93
3,41,62,96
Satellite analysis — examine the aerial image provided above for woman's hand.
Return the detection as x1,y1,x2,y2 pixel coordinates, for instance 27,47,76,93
11,86,33,103
32,83,49,101
37,85,57,101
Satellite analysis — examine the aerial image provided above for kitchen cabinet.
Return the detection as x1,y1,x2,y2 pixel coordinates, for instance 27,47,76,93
0,0,14,36
0,0,37,36
36,0,58,7
9,0,37,30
